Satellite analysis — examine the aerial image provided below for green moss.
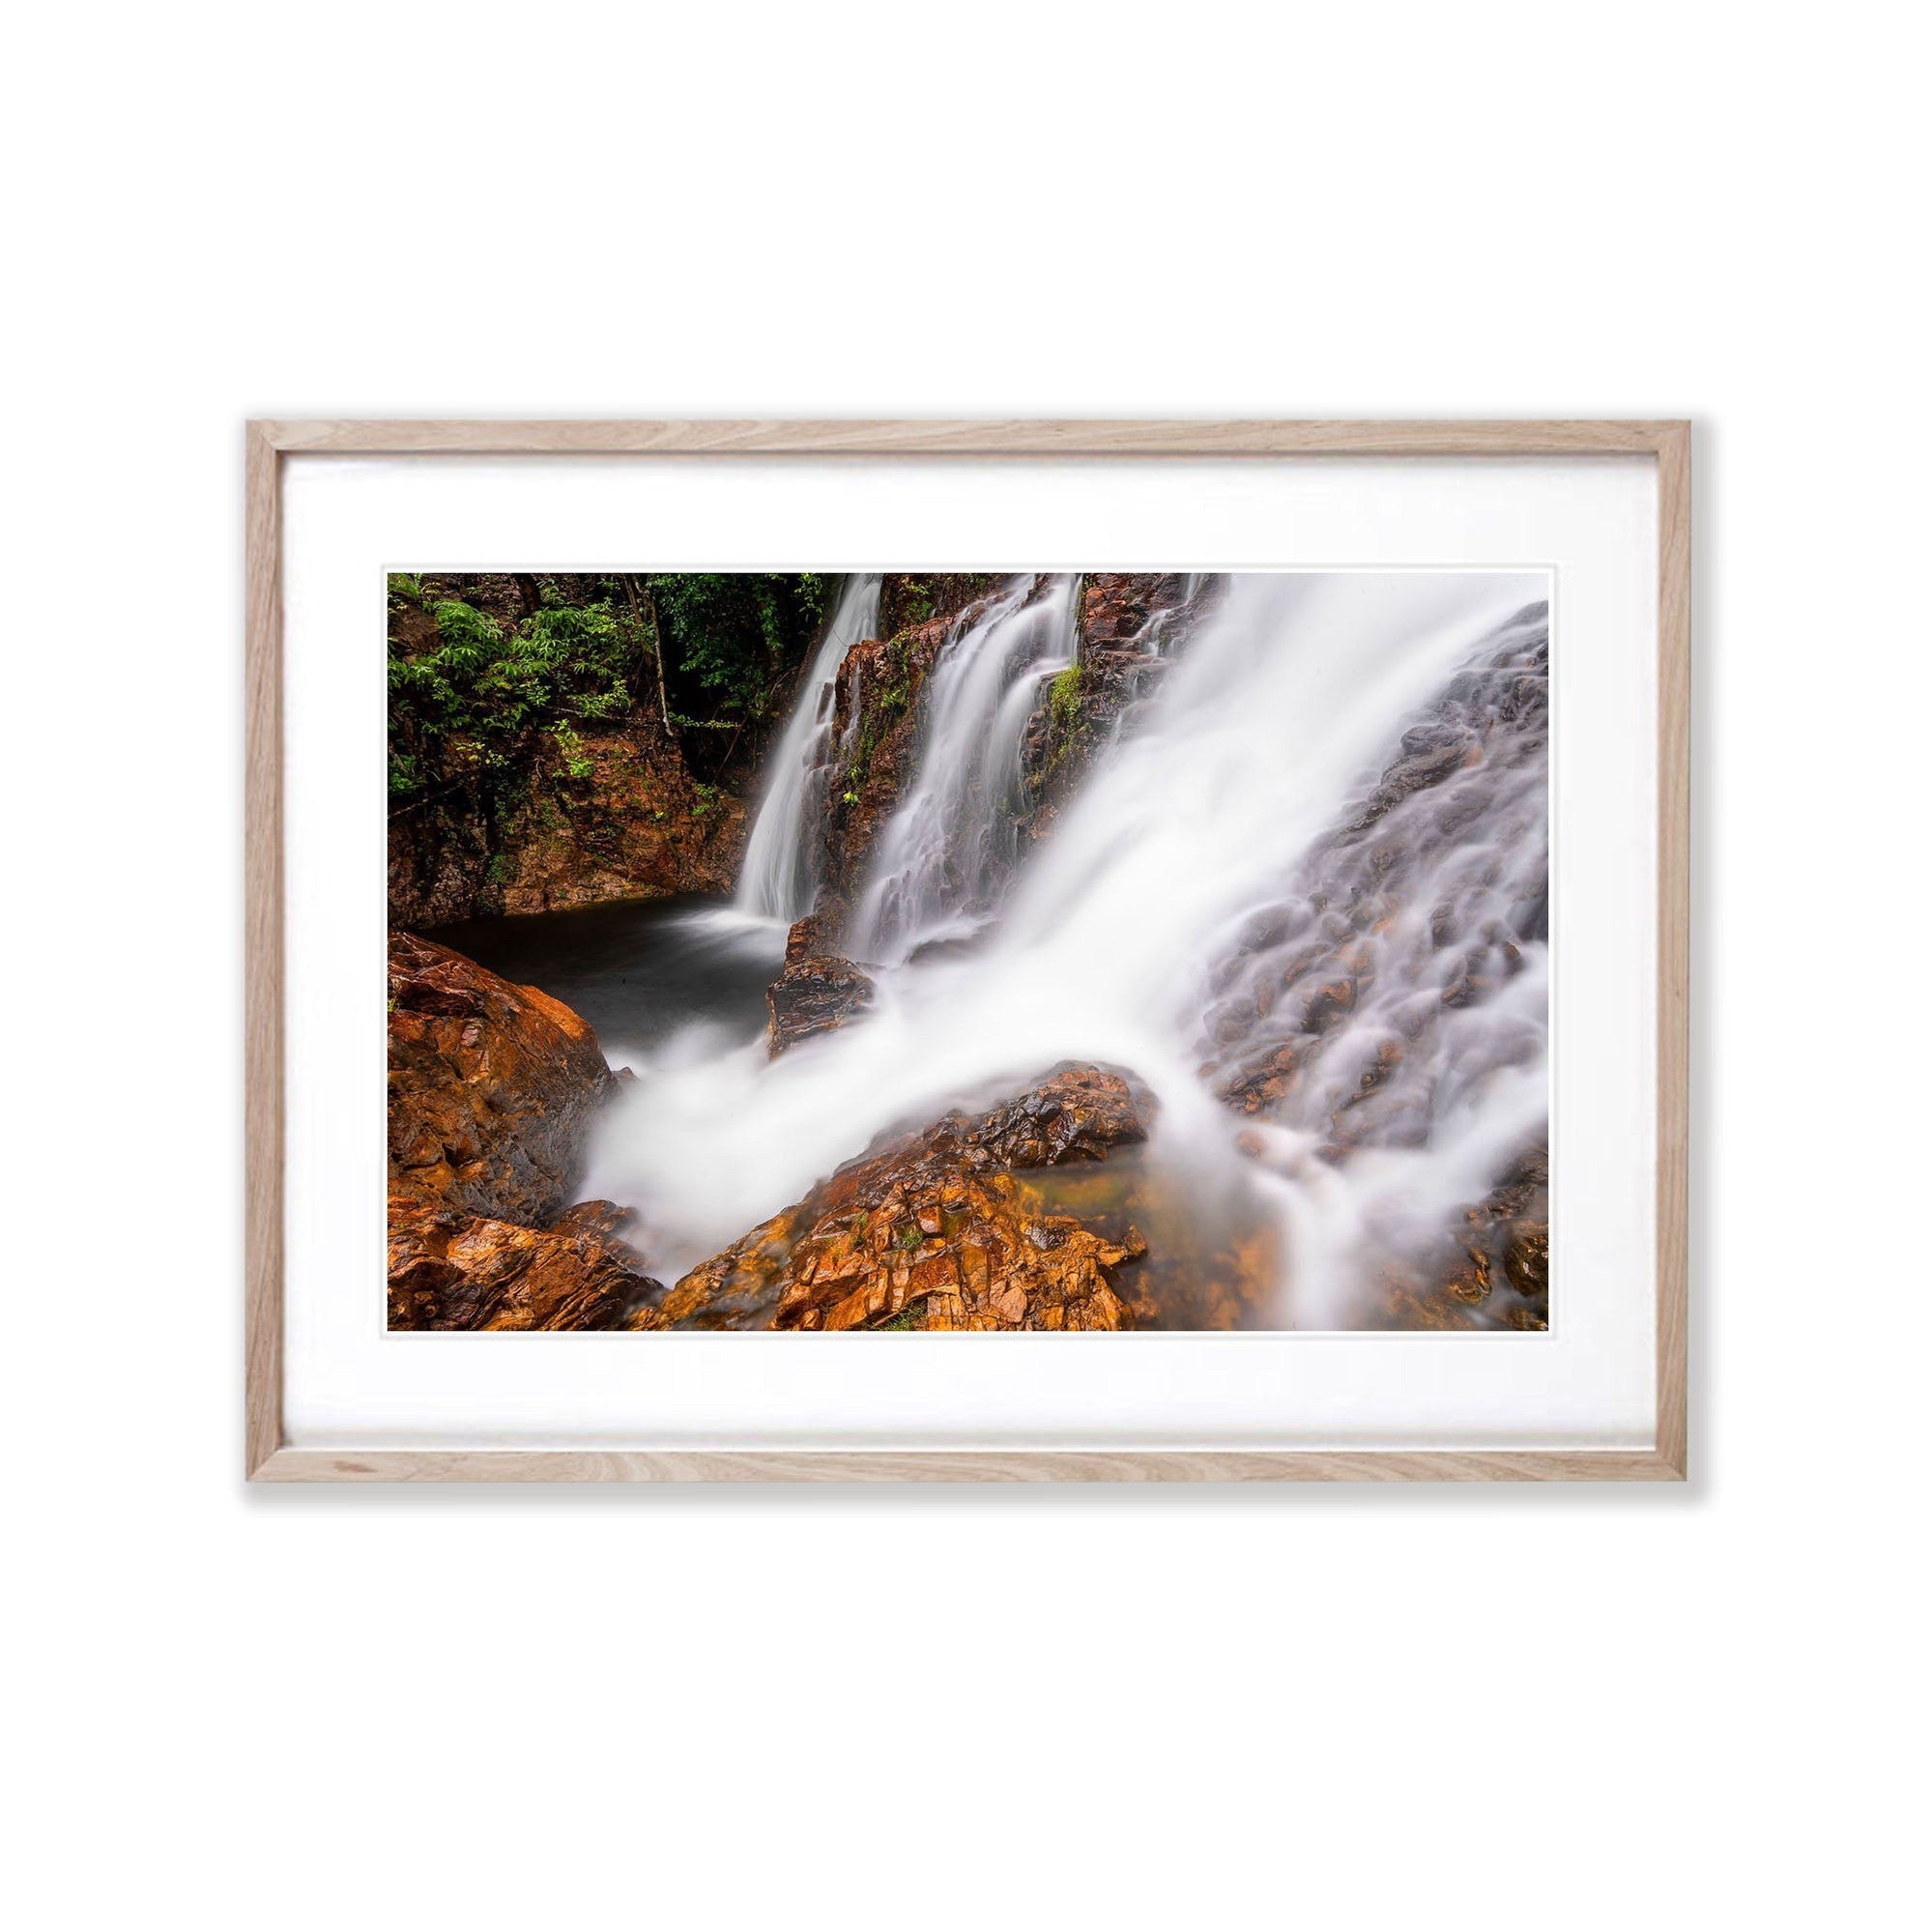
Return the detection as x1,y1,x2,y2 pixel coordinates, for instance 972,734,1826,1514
1050,662,1083,729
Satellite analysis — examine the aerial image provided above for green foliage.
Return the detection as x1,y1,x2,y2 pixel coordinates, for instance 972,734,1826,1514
647,572,831,732
895,1223,925,1253
388,581,640,812
880,1311,919,1332
550,721,594,782
388,571,833,815
1050,662,1083,729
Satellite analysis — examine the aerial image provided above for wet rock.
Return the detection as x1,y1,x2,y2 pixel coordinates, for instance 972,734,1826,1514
387,1184,661,1332
388,930,617,1226
666,1066,1152,1331
1078,573,1202,650
1216,1042,1304,1115
389,605,747,931
962,1063,1150,1167
820,612,963,898
386,932,659,1330
784,894,851,964
765,952,877,1056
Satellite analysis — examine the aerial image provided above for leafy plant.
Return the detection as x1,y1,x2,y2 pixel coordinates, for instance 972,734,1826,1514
1050,662,1083,729
550,721,594,782
388,571,833,816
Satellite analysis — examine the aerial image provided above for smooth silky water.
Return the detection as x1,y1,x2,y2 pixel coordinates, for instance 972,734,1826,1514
476,571,1550,1327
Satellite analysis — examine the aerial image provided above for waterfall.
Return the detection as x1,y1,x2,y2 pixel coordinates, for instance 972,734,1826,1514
851,574,1079,964
735,571,882,921
589,570,1551,1328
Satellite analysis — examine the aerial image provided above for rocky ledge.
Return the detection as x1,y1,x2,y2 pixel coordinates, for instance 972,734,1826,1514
661,1065,1152,1331
386,931,659,1329
765,902,876,1056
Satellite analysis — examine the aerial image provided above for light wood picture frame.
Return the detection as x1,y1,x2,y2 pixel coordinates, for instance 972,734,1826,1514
245,418,1689,1483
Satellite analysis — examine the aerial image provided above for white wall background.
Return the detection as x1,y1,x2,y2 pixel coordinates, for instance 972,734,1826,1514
7,5,1925,1928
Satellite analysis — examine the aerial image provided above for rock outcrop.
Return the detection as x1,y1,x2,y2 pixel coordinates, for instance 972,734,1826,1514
387,1187,660,1331
963,1061,1150,1167
765,905,876,1055
387,571,752,929
1018,574,1206,846
389,930,617,1224
389,722,746,930
386,931,659,1329
663,1066,1152,1331
818,578,1007,899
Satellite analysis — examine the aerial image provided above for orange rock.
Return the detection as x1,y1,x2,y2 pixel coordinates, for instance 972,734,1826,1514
664,1067,1154,1332
386,932,660,1330
387,1185,655,1332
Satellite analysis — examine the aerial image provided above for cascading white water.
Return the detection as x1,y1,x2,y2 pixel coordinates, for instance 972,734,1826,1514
735,571,882,921
851,574,1078,964
586,570,1550,1328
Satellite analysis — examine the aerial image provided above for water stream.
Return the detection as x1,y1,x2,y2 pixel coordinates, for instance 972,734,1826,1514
574,570,1549,1328
735,570,882,922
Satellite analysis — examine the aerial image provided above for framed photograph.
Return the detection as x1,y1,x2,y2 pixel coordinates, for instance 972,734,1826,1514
246,419,1688,1481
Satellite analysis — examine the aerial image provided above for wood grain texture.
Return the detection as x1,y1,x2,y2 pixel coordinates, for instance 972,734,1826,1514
253,1447,1685,1484
256,418,1683,458
245,423,284,1477
243,418,1691,1483
1654,423,1692,1478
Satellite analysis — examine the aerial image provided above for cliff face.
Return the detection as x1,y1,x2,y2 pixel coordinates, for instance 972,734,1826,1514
1019,573,1199,845
818,615,951,902
389,720,746,928
387,570,819,928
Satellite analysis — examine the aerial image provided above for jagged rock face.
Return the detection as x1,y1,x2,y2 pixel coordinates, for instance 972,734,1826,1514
818,580,1011,900
1019,574,1207,846
388,931,618,1225
1078,572,1202,650
387,1187,661,1331
388,722,746,929
966,1061,1151,1167
818,620,950,900
387,570,753,929
386,932,661,1329
766,952,877,1056
661,1066,1152,1331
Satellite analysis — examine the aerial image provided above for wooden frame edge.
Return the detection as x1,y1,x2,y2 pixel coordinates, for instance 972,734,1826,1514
244,418,1690,1485
252,1447,1685,1484
253,418,1684,458
245,422,284,1479
1654,422,1691,1480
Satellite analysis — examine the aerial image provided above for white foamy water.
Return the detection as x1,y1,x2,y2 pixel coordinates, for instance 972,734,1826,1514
850,574,1078,964
585,570,1550,1326
735,571,881,921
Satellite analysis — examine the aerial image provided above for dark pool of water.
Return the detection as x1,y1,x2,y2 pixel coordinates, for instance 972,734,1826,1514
428,895,786,1064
